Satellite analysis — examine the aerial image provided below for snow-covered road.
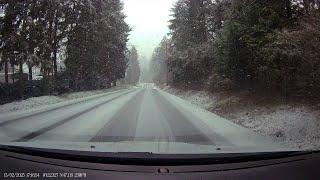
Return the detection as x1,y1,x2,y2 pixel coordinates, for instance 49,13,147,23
0,85,286,152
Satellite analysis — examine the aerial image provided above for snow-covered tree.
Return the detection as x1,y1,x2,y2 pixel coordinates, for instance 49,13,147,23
124,46,140,85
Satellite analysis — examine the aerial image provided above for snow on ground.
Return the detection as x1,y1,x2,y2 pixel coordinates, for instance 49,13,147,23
0,96,65,114
0,86,129,114
162,86,320,150
162,86,216,109
230,105,320,150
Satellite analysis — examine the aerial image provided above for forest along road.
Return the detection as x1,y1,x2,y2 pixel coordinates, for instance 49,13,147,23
0,85,281,151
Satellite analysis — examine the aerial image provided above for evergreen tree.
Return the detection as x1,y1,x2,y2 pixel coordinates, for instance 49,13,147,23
65,0,130,90
125,46,140,85
215,0,298,89
0,0,130,97
168,0,214,87
150,37,170,85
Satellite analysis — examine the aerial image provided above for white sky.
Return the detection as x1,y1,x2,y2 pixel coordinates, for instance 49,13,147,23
123,0,176,67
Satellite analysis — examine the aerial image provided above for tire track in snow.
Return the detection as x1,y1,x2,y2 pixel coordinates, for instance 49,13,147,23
14,90,137,142
0,88,129,127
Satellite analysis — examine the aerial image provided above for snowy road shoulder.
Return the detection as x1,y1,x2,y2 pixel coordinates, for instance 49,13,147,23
0,86,131,114
157,89,286,152
161,86,320,151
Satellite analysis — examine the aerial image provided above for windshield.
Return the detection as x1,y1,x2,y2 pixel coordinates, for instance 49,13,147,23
0,0,319,155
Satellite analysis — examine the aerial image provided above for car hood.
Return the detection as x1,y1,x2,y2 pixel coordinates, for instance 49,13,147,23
0,141,293,154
